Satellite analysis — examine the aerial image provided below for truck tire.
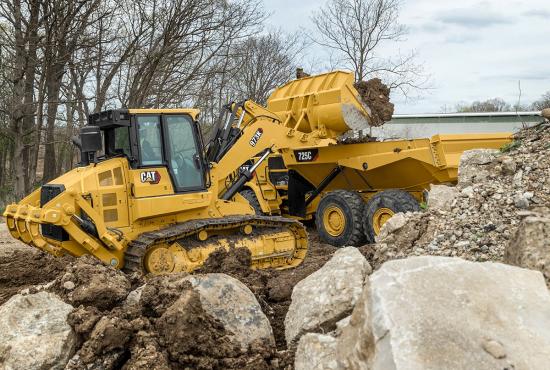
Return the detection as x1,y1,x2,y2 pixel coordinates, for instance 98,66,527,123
315,190,365,247
240,189,264,215
363,189,420,243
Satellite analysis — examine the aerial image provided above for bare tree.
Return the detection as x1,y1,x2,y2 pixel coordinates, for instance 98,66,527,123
532,91,550,110
229,31,306,104
456,98,512,113
311,0,427,95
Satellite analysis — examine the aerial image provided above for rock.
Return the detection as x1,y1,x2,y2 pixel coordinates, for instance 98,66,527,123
458,149,498,185
500,157,517,175
460,186,474,198
63,281,75,290
514,194,530,209
482,339,507,359
337,256,550,369
183,273,274,350
0,291,76,370
505,216,550,286
295,333,339,370
427,184,458,211
124,285,145,306
376,213,409,242
285,247,370,346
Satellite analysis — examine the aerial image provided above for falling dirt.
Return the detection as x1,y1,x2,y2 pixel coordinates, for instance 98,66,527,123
355,78,395,126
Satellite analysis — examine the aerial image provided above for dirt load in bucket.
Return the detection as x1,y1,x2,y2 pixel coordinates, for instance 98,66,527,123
354,78,394,126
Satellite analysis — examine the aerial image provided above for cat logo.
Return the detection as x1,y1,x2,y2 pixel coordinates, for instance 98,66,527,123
249,128,263,147
140,170,161,184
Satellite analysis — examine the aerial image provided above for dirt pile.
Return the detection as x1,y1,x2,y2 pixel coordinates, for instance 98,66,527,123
354,78,394,126
0,223,343,368
46,257,287,370
0,225,66,305
372,122,550,269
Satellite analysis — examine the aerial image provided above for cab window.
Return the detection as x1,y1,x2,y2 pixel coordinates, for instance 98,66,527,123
114,127,131,157
165,115,203,189
137,116,163,166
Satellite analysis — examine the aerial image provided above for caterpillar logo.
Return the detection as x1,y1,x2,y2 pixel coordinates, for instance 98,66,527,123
140,170,161,184
249,128,263,147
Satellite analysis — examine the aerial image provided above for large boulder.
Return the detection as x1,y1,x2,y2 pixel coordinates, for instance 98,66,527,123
505,216,550,286
295,333,339,370
458,149,498,186
183,273,274,350
285,247,371,346
337,256,550,370
0,291,76,370
427,184,458,211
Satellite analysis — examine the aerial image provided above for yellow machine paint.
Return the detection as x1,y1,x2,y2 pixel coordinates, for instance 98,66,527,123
3,70,513,272
238,71,513,241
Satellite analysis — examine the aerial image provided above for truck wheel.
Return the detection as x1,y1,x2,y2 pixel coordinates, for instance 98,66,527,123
240,189,264,215
315,190,365,247
363,189,420,242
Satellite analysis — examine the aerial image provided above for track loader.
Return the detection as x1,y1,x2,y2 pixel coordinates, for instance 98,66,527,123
2,107,318,274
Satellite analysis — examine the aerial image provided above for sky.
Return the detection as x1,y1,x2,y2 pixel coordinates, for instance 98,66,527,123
263,0,550,114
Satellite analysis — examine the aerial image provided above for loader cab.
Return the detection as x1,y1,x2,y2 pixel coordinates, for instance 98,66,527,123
86,109,208,193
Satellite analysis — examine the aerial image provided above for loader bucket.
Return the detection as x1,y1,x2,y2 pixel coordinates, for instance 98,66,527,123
267,71,372,139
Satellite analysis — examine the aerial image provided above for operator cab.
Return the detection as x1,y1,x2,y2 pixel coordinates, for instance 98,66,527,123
79,109,207,192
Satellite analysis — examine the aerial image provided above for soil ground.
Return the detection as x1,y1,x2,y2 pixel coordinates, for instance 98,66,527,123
0,223,373,368
0,223,65,305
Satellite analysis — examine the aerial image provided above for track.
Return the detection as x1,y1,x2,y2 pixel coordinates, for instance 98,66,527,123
123,215,308,274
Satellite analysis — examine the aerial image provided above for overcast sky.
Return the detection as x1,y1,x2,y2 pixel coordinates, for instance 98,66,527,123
264,0,550,114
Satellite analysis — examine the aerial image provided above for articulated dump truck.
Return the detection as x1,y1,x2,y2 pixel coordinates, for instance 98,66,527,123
3,71,512,274
236,71,513,246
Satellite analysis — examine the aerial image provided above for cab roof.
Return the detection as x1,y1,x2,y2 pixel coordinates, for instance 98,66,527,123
89,108,201,129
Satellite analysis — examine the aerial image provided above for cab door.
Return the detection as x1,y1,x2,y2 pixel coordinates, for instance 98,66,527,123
130,113,206,197
162,114,206,192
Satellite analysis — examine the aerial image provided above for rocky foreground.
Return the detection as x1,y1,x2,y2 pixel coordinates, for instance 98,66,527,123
0,121,550,370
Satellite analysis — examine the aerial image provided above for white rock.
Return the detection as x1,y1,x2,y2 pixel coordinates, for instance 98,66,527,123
458,149,498,185
427,184,458,211
63,281,75,290
295,333,340,370
285,247,371,346
514,194,529,209
183,273,274,350
505,216,550,285
376,213,408,242
337,256,550,370
124,285,145,306
0,291,76,370
461,186,474,198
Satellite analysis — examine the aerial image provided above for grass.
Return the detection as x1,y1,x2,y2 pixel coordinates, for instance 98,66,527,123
500,140,521,153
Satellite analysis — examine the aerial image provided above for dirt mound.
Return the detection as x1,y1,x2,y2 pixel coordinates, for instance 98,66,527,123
51,255,132,310
0,245,65,305
52,257,290,369
354,78,394,126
